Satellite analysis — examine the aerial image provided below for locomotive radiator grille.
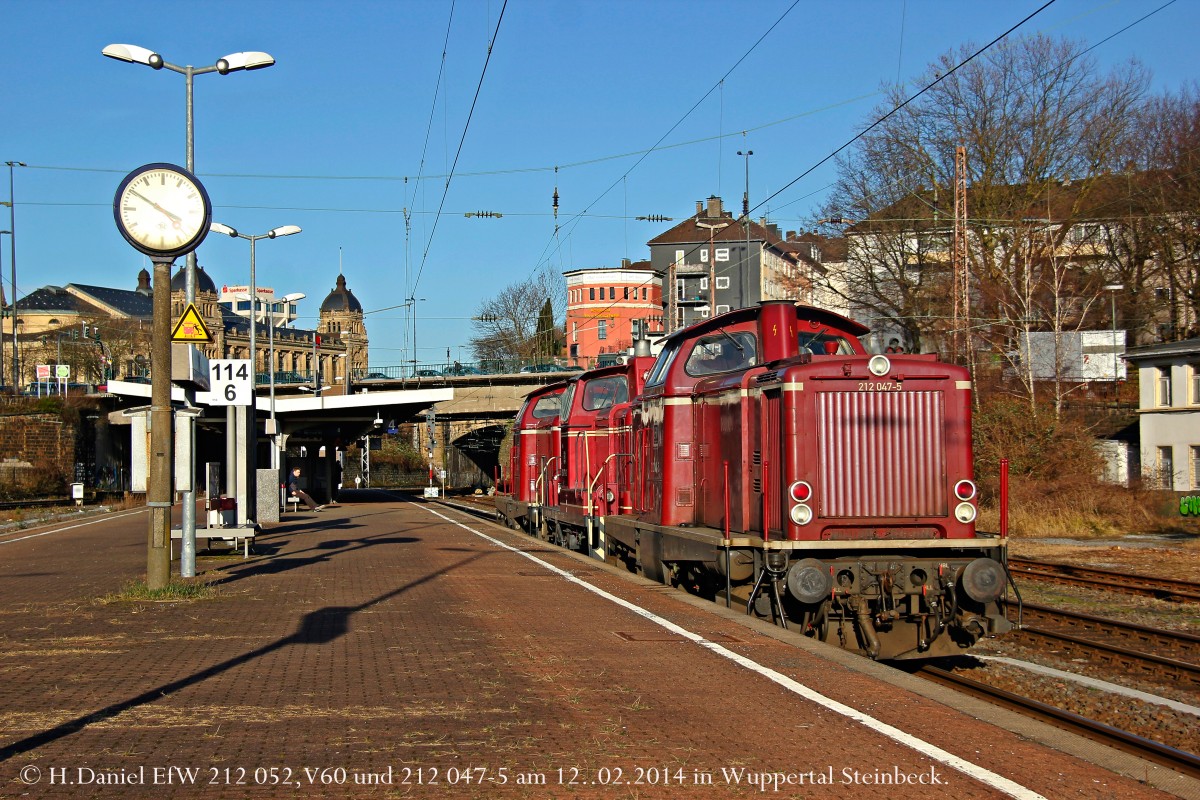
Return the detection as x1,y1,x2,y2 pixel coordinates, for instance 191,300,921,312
817,391,947,518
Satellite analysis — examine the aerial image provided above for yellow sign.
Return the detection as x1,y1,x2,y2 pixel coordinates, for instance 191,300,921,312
171,304,214,343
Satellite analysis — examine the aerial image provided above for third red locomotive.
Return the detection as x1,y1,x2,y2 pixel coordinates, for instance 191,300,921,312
496,300,1013,660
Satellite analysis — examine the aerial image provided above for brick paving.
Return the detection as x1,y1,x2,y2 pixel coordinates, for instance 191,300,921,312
0,492,1183,798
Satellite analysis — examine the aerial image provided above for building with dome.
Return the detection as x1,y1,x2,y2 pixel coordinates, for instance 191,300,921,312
318,274,367,385
6,265,367,393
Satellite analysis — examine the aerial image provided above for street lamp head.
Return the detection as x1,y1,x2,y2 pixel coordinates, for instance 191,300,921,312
216,51,275,74
282,292,306,303
102,43,163,69
210,222,238,237
268,225,301,239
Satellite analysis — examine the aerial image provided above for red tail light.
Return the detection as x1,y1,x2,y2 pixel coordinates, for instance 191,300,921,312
789,481,812,503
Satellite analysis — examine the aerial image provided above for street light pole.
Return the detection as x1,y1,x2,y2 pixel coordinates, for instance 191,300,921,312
102,45,274,303
0,229,10,390
5,162,27,390
210,223,302,474
269,293,305,468
103,44,274,574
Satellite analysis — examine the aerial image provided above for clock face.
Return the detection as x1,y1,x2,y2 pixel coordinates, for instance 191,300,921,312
114,163,212,258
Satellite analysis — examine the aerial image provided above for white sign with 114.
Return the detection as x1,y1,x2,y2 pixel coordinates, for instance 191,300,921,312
203,359,254,406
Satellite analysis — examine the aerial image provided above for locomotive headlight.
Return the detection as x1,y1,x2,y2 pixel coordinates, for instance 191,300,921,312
605,489,615,503
786,558,831,604
788,481,812,503
954,502,977,523
954,480,977,501
789,503,813,525
868,355,891,376
960,557,1006,603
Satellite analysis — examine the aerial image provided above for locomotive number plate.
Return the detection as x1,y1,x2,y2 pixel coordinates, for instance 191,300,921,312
857,381,902,392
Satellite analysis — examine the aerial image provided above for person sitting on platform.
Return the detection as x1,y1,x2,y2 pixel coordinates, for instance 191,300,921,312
289,467,323,512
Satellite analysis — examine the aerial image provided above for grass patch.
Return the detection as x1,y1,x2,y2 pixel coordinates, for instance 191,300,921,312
102,579,219,604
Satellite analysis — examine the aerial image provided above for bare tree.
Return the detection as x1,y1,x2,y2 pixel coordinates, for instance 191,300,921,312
817,34,1149,396
469,268,565,364
1118,84,1200,341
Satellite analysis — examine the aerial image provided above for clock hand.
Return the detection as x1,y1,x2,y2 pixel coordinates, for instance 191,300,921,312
129,188,184,225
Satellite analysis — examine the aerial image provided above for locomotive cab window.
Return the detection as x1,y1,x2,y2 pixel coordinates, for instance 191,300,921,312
582,376,628,411
645,344,681,388
531,394,562,419
558,384,577,418
684,330,758,376
800,333,855,356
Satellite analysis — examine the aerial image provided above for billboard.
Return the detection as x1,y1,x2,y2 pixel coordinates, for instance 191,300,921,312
1017,330,1126,381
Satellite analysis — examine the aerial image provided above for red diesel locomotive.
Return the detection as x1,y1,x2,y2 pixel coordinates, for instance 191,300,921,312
496,301,1013,660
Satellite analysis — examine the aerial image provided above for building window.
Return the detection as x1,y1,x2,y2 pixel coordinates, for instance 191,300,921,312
1193,446,1200,488
715,248,730,262
1158,367,1172,407
716,304,730,314
623,287,629,299
1158,446,1174,489
641,287,647,300
716,276,730,290
700,249,709,262
700,277,709,290
589,287,595,301
597,319,607,340
1192,365,1200,405
572,322,578,343
606,287,613,300
675,249,685,266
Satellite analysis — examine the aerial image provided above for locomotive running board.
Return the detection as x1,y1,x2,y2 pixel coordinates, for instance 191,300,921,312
603,515,1005,553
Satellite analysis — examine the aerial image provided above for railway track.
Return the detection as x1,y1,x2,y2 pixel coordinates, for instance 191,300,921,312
0,497,75,511
1010,601,1200,689
1009,557,1200,603
915,665,1200,780
443,497,1200,771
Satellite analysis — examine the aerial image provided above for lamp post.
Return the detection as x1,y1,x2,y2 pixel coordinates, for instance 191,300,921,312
0,229,10,390
209,223,301,388
1103,284,1124,399
340,329,354,395
102,46,274,305
212,224,300,479
104,44,273,570
5,162,26,390
270,293,305,468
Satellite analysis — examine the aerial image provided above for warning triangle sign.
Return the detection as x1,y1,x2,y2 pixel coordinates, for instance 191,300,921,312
171,303,214,343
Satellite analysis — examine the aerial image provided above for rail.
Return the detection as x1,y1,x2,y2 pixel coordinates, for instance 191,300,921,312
1009,558,1200,603
916,666,1200,780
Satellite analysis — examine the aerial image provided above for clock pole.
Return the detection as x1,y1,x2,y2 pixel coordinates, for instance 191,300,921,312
148,255,176,588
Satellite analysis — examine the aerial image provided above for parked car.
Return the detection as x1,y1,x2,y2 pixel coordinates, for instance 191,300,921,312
519,363,579,373
361,372,391,380
444,362,482,376
413,369,442,378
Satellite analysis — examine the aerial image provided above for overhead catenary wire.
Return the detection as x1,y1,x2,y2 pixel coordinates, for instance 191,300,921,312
521,0,805,286
409,0,509,298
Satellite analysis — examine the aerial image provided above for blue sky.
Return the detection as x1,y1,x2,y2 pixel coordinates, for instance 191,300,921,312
2,0,1195,369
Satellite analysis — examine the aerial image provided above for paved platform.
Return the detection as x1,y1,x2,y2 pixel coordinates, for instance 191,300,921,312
0,491,1193,798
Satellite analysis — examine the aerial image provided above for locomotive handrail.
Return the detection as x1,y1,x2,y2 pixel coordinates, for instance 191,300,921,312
586,453,631,518
533,456,558,508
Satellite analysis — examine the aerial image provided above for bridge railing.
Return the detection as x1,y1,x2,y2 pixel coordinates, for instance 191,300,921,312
252,359,584,386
